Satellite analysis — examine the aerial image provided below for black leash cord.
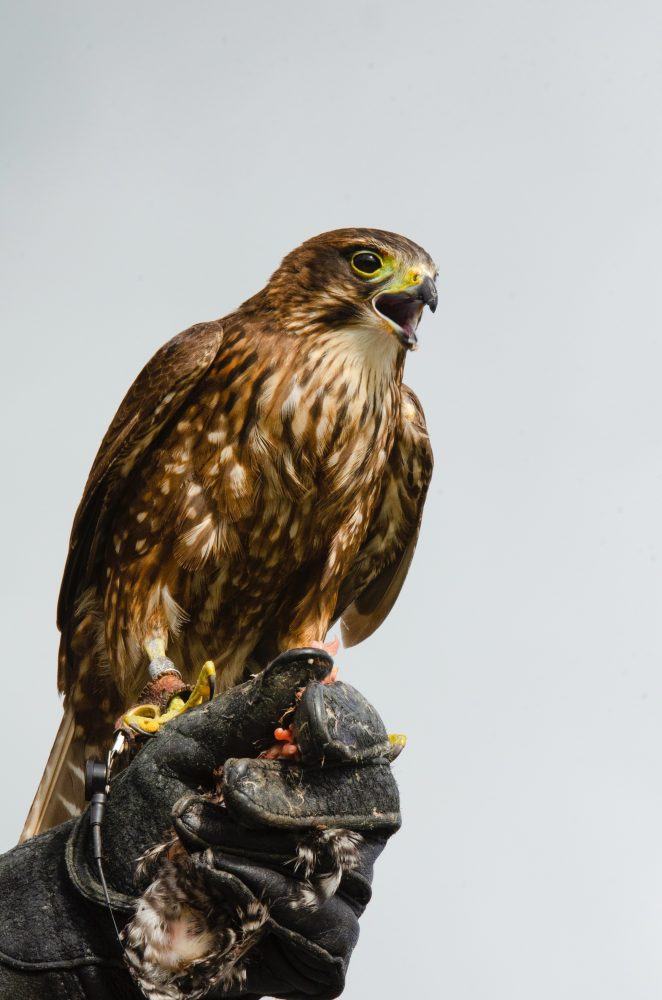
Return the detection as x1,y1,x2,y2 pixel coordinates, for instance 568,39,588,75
84,743,128,950
88,787,123,944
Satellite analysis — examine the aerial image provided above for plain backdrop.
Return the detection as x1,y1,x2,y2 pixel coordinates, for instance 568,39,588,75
2,1,662,997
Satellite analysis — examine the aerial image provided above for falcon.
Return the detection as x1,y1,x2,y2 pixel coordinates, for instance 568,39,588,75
22,228,437,839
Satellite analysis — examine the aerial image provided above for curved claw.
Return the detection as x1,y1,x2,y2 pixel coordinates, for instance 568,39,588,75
120,661,217,737
183,660,216,710
122,703,162,736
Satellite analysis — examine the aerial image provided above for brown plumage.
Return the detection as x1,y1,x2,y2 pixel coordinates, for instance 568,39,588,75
22,228,436,838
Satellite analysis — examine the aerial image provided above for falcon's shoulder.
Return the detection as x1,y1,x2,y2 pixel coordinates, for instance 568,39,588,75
334,383,433,646
57,320,224,633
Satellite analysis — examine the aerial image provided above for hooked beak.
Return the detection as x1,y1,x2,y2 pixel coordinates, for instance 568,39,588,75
373,276,438,350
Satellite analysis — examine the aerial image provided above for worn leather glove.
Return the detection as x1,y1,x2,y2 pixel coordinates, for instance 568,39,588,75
0,650,402,1000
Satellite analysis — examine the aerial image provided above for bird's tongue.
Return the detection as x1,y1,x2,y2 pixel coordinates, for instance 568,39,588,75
375,291,421,349
401,318,418,349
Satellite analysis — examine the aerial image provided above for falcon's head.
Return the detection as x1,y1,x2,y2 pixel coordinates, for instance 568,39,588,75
264,228,438,352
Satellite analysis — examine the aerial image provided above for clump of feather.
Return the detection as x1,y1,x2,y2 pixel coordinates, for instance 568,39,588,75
291,827,364,908
122,839,267,1000
121,826,364,1000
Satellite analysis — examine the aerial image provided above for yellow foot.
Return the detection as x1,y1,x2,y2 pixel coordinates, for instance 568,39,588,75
121,661,216,738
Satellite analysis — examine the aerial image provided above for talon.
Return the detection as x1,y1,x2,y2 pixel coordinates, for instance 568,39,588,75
167,695,187,713
122,703,161,736
120,661,217,738
183,660,216,710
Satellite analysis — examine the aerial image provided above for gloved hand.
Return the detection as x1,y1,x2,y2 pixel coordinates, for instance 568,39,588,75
66,649,402,1000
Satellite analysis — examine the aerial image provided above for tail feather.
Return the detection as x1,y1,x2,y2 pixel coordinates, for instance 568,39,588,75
20,707,86,841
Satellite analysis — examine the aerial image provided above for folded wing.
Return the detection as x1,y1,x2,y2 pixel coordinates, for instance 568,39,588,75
334,384,433,646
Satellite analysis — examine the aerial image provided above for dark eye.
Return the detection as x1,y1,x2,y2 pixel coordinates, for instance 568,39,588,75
351,250,384,277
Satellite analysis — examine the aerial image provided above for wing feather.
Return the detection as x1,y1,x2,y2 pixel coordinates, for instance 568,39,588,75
20,706,83,842
57,320,223,688
334,384,433,646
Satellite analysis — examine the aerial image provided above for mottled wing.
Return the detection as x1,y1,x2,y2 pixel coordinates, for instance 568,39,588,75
333,384,433,646
57,320,224,690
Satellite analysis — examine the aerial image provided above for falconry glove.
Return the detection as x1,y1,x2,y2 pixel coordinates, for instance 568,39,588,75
0,650,402,1000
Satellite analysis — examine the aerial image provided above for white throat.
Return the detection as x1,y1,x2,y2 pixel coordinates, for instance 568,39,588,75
315,323,401,393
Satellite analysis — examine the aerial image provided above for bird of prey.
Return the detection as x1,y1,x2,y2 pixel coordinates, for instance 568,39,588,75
22,228,437,839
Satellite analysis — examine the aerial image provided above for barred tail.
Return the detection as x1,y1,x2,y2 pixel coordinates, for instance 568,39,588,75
20,707,86,841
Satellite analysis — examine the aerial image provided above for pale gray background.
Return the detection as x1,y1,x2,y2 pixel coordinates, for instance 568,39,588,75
1,1,662,996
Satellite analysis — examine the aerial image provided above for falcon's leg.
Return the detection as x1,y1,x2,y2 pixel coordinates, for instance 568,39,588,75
144,635,180,682
119,628,216,738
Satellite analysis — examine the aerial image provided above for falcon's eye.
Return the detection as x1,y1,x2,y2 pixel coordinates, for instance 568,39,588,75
351,251,384,277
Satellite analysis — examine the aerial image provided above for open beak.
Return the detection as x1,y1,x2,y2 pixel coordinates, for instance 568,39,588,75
373,276,438,350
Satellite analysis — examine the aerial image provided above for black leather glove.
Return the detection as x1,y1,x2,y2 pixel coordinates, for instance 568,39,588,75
0,651,401,1000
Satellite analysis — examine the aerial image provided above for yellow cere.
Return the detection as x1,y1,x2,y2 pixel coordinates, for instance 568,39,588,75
350,252,425,297
398,266,425,290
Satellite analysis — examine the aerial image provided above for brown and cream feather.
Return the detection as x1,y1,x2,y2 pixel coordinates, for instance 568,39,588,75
22,228,436,838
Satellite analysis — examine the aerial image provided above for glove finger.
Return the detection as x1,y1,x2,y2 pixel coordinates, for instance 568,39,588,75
172,792,301,855
197,850,363,940
173,758,401,841
244,927,351,998
224,758,401,832
194,863,355,999
162,648,334,765
293,681,394,765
